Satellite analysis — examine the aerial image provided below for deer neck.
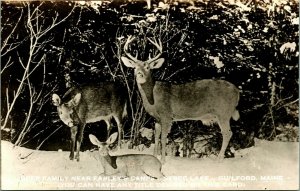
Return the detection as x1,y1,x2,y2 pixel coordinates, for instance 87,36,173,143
137,76,155,107
137,74,163,119
99,154,117,171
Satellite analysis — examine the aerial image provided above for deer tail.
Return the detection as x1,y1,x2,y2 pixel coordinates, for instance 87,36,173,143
232,109,240,121
122,102,128,119
232,88,240,121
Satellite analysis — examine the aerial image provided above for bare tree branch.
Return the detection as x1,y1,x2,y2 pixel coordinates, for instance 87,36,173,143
1,10,24,56
1,3,75,132
0,56,14,74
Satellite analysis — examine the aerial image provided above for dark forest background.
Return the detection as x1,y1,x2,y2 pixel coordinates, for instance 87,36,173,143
1,0,298,158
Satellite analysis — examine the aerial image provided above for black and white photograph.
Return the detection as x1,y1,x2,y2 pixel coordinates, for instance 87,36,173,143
1,0,299,190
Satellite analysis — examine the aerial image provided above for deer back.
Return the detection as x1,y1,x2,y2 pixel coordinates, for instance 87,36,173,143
81,83,126,123
151,79,239,122
56,82,127,125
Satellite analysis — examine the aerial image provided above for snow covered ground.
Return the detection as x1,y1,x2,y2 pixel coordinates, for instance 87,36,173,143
1,139,298,190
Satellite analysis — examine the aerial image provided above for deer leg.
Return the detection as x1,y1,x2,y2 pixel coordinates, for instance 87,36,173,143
105,120,111,139
75,124,85,162
115,117,123,148
218,120,232,159
154,123,161,156
160,122,172,164
69,126,78,160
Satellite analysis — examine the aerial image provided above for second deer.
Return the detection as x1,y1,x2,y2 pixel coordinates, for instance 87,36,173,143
120,36,240,163
52,82,127,161
89,132,164,178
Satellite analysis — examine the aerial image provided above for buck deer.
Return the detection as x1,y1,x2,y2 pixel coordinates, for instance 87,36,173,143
120,36,240,163
52,83,127,161
89,132,164,178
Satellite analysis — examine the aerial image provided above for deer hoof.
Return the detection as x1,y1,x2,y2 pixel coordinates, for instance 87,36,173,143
216,155,225,162
75,154,80,162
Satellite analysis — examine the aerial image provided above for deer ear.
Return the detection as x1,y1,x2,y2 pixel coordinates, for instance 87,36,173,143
149,58,164,69
106,132,118,145
89,134,102,146
52,94,61,106
121,57,136,68
70,93,81,107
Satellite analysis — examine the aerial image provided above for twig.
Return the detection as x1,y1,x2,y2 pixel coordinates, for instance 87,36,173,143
36,125,62,150
281,98,299,108
1,9,24,56
165,65,191,81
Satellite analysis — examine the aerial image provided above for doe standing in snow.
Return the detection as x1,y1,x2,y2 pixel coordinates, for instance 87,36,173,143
52,83,127,161
89,132,164,178
120,36,240,163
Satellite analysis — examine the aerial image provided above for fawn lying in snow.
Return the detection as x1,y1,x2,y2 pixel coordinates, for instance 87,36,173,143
89,132,164,178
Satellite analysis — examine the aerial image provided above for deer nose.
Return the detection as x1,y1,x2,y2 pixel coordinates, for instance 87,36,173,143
138,73,143,78
68,121,74,127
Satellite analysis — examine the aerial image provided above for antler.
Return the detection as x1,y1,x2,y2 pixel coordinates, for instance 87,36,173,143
146,37,163,64
124,36,141,63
